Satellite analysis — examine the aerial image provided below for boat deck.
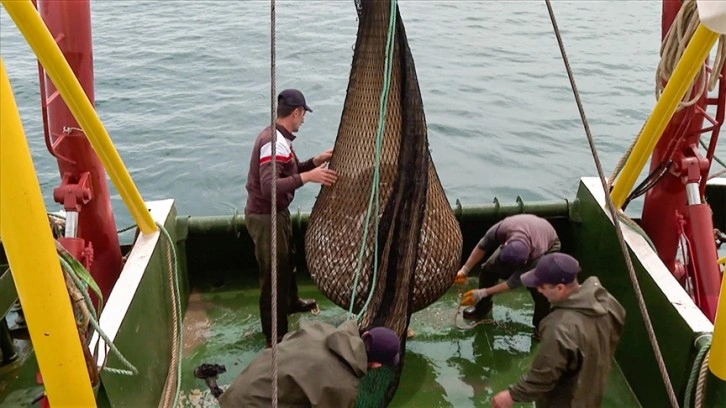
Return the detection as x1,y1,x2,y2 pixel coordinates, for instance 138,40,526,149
178,274,641,408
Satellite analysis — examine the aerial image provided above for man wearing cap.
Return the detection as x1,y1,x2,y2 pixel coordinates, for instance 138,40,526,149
218,321,400,408
245,89,338,346
456,214,560,335
491,253,626,408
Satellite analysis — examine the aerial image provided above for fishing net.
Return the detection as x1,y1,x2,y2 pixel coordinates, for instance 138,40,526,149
304,0,463,404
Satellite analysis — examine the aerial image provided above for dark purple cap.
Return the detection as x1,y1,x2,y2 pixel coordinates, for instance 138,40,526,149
499,239,530,265
278,89,313,112
520,253,580,288
363,327,400,367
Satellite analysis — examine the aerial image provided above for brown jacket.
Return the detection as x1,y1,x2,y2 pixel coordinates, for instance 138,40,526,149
218,320,368,408
245,124,315,215
509,277,626,407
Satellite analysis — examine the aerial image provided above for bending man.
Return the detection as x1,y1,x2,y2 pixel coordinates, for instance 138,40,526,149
219,321,400,408
456,214,560,336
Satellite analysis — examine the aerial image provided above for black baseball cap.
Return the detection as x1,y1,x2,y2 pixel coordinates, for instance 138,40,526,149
278,89,312,112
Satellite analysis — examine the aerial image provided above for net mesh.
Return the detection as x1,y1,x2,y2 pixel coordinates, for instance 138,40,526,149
305,0,463,404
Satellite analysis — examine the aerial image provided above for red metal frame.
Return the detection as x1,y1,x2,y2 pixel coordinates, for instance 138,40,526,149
35,0,122,299
640,0,724,321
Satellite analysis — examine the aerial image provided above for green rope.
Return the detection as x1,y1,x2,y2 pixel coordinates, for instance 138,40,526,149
684,336,711,408
59,255,138,376
57,246,104,313
349,0,398,321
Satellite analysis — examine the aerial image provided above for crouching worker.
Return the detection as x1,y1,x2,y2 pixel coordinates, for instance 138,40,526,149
218,320,400,408
456,214,560,337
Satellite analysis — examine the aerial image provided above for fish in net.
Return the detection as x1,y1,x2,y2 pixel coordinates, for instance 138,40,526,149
304,0,463,404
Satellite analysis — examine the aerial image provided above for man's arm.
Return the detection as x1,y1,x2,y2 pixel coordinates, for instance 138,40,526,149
455,223,500,284
258,137,306,199
298,148,333,173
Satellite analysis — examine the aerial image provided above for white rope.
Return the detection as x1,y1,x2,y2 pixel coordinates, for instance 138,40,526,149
158,221,183,408
694,349,710,408
656,0,726,111
269,0,279,406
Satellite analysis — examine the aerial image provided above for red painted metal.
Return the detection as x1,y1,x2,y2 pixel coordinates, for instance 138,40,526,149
640,0,724,321
685,204,721,320
37,0,122,300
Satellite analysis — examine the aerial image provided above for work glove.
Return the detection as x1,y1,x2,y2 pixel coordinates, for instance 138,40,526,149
460,288,488,306
454,265,469,284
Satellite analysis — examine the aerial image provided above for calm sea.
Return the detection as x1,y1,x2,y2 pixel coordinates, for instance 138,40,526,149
2,1,720,228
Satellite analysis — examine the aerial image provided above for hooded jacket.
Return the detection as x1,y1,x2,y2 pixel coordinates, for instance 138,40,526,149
219,320,368,408
509,277,626,407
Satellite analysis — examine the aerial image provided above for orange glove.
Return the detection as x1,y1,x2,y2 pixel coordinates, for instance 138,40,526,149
454,266,469,284
460,288,488,306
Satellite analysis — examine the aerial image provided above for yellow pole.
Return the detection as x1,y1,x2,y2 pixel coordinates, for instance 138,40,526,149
711,268,726,380
1,0,157,234
610,24,719,208
0,59,96,406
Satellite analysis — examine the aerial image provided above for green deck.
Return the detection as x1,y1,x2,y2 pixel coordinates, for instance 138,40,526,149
1,179,725,406
177,274,639,407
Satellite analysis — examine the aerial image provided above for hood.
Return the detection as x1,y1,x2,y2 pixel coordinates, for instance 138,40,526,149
552,277,626,323
325,320,368,377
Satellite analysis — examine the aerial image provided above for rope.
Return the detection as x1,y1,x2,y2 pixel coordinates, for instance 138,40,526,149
58,255,138,376
684,337,711,408
617,210,656,251
453,307,499,331
608,123,646,186
117,224,137,234
157,222,183,408
694,349,710,408
612,0,726,185
699,138,726,170
348,0,397,321
709,168,726,179
269,0,279,406
656,0,726,111
46,212,138,235
544,2,680,407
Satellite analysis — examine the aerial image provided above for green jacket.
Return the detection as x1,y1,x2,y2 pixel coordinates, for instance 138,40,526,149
219,320,368,408
509,277,626,407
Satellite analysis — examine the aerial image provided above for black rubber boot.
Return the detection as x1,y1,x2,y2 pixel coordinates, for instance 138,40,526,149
462,301,493,320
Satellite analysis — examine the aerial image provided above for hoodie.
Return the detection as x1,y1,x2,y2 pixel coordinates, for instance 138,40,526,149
509,277,626,407
219,320,368,408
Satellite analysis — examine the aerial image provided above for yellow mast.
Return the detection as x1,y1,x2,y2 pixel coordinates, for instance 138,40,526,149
0,58,96,406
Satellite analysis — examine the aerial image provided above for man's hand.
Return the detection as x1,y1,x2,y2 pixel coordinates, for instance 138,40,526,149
460,288,487,306
301,164,337,186
454,265,469,284
492,390,514,408
313,148,333,166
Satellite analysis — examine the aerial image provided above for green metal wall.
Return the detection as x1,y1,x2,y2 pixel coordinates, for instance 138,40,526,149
98,204,189,407
572,180,725,408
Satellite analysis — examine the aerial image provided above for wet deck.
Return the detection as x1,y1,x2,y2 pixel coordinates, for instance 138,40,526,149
179,274,641,407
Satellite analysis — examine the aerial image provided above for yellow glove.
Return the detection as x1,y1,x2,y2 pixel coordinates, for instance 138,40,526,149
454,266,469,284
460,288,488,306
